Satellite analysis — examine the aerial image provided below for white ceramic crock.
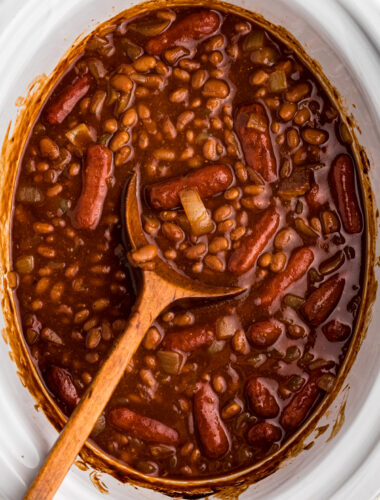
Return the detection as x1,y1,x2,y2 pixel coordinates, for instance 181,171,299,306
0,1,379,499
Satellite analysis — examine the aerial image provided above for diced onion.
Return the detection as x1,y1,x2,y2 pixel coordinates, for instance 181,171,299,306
179,188,214,236
216,315,239,340
268,70,287,93
247,112,267,132
250,47,279,66
243,31,265,51
128,19,170,37
157,350,183,375
65,123,96,151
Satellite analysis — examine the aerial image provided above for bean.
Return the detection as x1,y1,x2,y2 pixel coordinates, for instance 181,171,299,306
179,59,201,71
144,327,162,350
74,309,90,324
35,277,50,295
33,222,54,234
176,111,194,131
133,55,157,72
277,102,296,121
204,34,225,52
274,228,294,249
111,74,133,93
137,103,150,119
184,243,206,260
232,329,249,354
122,107,137,127
294,108,310,125
191,69,208,89
209,236,229,254
92,298,110,311
224,187,240,201
303,128,328,145
173,68,190,82
214,204,232,222
162,117,177,139
209,51,223,66
46,184,63,197
204,255,224,272
270,252,286,272
40,137,60,160
86,327,101,349
153,148,175,161
202,79,229,98
110,131,129,152
213,375,227,393
221,402,241,419
250,69,268,86
170,88,189,103
217,219,235,233
285,82,311,102
37,246,56,258
164,46,189,64
50,282,64,302
131,244,157,263
161,221,183,243
287,128,300,149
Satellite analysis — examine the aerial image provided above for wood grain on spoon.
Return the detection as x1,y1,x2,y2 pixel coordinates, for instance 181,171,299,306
24,174,243,500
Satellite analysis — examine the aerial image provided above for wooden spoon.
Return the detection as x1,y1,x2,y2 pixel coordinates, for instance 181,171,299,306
24,172,244,500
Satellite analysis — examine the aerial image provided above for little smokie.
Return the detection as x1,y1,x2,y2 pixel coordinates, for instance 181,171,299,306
12,6,365,478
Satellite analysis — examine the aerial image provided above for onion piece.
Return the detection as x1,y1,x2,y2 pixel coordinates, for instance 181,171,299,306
179,188,214,236
65,123,96,152
216,315,239,340
268,70,287,93
247,112,267,132
243,31,265,51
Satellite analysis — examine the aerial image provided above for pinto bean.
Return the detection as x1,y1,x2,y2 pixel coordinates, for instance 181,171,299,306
46,366,80,410
329,154,362,234
109,407,179,444
280,375,320,431
228,207,280,275
247,422,281,448
255,247,314,308
235,103,277,182
247,320,282,347
145,10,220,56
322,319,351,342
45,74,92,125
72,144,112,230
302,274,345,326
162,325,214,352
246,377,279,418
193,382,230,458
147,164,233,210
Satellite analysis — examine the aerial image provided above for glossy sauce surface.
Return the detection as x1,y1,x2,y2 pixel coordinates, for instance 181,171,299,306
11,6,365,479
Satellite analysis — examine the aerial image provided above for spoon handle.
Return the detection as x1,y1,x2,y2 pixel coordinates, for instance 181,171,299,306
24,271,175,500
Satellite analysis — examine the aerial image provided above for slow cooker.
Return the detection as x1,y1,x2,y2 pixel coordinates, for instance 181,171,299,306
0,0,379,499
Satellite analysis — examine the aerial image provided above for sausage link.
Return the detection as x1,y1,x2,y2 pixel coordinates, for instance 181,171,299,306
247,422,282,448
235,103,277,182
162,325,214,352
322,319,351,342
247,320,283,347
109,407,179,445
255,247,314,308
228,207,280,275
280,375,320,431
72,144,113,230
46,366,80,411
146,10,220,56
193,382,230,459
147,164,233,210
246,377,279,418
45,74,92,125
329,154,362,234
302,274,345,326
